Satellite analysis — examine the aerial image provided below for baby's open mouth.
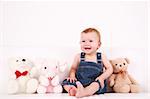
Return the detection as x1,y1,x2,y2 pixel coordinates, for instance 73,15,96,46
84,47,91,50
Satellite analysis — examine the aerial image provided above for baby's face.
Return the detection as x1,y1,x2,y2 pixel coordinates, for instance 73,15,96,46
80,32,100,54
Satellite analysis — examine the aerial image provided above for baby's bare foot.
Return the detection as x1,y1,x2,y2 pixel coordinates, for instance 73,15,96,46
75,81,86,98
69,87,77,96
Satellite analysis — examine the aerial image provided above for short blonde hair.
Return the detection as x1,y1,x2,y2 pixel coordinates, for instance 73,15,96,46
81,28,101,42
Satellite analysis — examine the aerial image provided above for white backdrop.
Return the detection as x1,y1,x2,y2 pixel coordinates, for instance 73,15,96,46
0,1,148,94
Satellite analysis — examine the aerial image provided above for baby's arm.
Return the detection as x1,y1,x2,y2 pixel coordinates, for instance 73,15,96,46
67,53,80,83
96,53,113,87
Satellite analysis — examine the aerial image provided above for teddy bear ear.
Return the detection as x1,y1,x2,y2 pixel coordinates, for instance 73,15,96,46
125,58,130,64
109,60,112,64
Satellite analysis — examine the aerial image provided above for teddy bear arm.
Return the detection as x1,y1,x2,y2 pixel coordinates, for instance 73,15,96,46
30,67,40,78
128,74,139,85
39,75,49,86
109,74,116,87
109,74,116,81
51,75,60,86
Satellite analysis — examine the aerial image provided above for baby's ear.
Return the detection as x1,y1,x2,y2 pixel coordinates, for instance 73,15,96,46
125,58,130,64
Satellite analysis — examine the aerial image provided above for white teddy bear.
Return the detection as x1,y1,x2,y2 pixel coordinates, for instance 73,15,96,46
36,59,68,94
8,57,39,94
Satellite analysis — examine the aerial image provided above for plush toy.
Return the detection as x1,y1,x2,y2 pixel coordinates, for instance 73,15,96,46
108,58,141,93
56,61,69,84
36,59,67,94
7,57,39,94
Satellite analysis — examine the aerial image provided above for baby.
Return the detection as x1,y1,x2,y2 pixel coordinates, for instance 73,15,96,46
62,28,113,98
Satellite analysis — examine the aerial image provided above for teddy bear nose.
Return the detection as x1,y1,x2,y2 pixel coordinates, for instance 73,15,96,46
22,59,26,62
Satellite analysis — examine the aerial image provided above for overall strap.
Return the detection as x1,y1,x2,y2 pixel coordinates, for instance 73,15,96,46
97,52,103,70
97,52,102,63
80,52,85,61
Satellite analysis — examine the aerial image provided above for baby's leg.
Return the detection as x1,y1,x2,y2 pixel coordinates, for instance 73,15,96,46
63,85,77,96
76,81,99,98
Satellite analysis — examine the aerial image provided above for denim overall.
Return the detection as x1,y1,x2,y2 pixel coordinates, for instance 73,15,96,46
62,52,107,94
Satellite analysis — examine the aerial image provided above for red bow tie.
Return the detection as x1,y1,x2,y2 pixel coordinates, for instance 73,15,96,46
15,70,28,78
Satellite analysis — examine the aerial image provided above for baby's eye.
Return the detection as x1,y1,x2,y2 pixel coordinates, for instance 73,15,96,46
44,67,47,69
115,64,118,66
123,63,125,65
89,40,93,42
82,40,85,42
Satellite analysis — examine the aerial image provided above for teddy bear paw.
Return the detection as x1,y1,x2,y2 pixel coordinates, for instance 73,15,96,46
37,85,47,94
53,85,63,93
8,80,18,94
110,80,114,87
26,79,38,93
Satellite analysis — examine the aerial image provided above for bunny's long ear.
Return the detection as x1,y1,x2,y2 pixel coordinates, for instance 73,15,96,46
125,58,130,64
60,63,67,72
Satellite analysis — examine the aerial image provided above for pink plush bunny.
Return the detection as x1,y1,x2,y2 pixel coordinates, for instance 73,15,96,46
36,59,68,94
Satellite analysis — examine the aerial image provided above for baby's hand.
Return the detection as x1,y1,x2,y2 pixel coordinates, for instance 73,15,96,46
67,77,77,83
95,77,104,88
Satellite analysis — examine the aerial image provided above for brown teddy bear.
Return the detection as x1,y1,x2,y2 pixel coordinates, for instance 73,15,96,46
108,58,141,93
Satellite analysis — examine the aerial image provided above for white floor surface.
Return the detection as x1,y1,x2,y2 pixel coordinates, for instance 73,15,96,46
0,93,150,99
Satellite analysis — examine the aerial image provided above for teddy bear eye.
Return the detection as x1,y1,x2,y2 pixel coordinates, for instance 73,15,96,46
44,67,47,69
115,64,117,66
22,59,26,62
123,63,125,65
16,60,19,62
